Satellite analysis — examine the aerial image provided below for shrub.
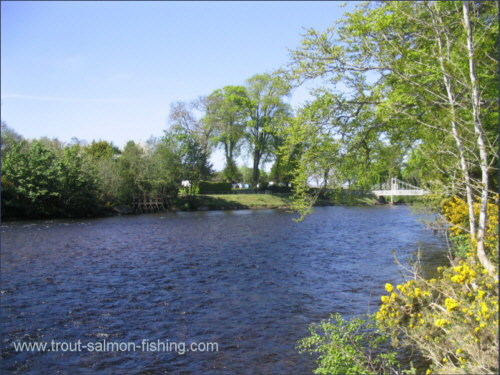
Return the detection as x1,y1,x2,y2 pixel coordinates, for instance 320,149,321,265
376,259,498,374
298,313,407,375
300,195,499,375
375,195,499,374
441,195,499,264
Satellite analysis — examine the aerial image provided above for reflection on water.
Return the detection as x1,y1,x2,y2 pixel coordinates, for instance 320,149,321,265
1,206,447,374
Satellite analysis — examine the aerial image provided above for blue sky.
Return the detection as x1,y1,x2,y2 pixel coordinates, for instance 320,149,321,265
1,1,358,170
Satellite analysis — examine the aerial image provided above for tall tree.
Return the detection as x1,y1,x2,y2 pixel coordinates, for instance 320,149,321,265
117,141,145,204
59,144,99,216
245,73,292,186
83,140,121,204
148,136,182,198
169,98,216,170
207,85,249,181
163,125,212,195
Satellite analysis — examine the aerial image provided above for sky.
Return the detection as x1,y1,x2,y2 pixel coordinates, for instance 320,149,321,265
1,1,359,170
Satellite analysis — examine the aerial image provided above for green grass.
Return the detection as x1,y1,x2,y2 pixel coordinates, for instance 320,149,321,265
195,193,292,209
316,192,379,206
174,192,381,211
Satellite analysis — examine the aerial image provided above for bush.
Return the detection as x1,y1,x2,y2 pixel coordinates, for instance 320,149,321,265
376,258,498,374
375,195,499,375
300,195,498,375
298,313,406,374
198,181,232,194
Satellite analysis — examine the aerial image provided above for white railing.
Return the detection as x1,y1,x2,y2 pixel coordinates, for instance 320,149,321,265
371,189,428,196
371,178,429,199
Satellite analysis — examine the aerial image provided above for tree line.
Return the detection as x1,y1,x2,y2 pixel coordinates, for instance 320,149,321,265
0,68,412,219
0,72,297,218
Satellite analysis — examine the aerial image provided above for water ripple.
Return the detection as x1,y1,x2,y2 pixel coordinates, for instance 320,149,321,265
1,206,447,374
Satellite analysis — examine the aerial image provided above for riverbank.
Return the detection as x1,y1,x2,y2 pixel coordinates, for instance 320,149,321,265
1,193,427,221
172,192,382,211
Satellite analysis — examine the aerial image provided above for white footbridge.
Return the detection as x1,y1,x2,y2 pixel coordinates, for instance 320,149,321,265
371,178,429,203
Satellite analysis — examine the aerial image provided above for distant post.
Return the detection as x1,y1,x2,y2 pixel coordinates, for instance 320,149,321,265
390,177,394,204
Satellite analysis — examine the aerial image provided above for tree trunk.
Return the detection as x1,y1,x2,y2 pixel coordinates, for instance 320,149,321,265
228,141,235,167
430,2,476,237
252,151,261,187
223,142,230,169
463,1,496,277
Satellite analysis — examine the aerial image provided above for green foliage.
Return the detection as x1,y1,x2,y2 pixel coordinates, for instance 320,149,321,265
237,165,254,185
1,121,23,160
85,140,120,160
222,159,241,182
58,145,100,216
164,125,213,195
207,85,249,181
449,234,471,260
198,181,232,194
145,137,181,198
1,140,98,218
269,141,299,186
0,121,216,217
298,313,405,375
245,73,292,186
117,141,145,204
285,0,498,215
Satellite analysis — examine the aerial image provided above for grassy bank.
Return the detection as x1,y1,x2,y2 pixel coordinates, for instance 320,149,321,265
174,193,293,211
174,192,381,211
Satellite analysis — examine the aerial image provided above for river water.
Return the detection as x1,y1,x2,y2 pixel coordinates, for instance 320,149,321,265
1,206,447,374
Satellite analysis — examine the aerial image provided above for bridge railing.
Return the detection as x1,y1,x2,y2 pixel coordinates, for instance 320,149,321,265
371,189,429,196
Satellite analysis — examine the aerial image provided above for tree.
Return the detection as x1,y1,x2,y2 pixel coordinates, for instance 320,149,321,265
83,140,121,204
1,140,98,217
163,125,212,195
117,141,145,204
145,136,181,198
3,141,63,217
85,140,120,160
59,144,99,216
244,73,292,186
286,1,498,274
207,85,249,181
238,165,253,185
1,122,23,160
169,98,215,171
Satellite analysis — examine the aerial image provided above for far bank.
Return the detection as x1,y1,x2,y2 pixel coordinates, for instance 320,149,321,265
137,192,426,213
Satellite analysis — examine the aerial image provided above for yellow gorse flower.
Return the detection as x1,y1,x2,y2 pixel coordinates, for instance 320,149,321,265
434,319,449,328
445,298,459,311
375,195,498,374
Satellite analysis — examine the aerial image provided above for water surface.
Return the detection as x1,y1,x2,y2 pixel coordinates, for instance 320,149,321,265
1,206,447,374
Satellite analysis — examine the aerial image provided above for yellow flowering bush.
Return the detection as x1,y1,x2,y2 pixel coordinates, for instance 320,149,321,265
441,196,470,236
441,195,499,263
376,195,498,374
377,260,498,374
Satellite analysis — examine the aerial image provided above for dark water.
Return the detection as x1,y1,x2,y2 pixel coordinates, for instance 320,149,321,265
1,206,447,374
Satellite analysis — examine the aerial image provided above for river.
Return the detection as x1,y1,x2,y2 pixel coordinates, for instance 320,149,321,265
1,206,447,374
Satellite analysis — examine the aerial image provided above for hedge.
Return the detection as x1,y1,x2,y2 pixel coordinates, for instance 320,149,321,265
198,181,232,194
